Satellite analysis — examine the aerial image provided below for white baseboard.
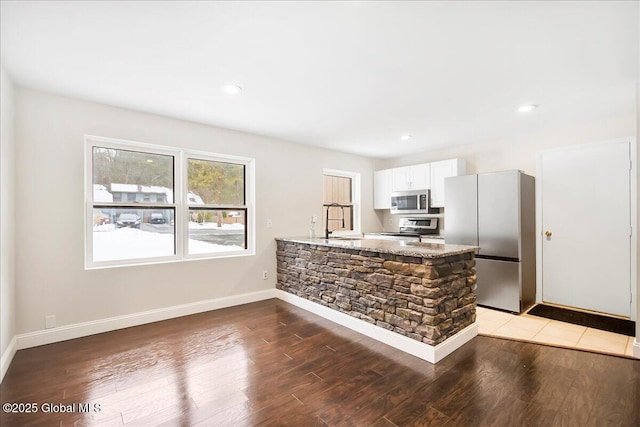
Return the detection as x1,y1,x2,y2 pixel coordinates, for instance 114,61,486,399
275,289,478,364
16,289,277,350
0,335,17,383
634,338,640,359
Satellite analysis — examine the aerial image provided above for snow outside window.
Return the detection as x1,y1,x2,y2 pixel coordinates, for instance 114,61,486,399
187,158,247,255
85,136,255,269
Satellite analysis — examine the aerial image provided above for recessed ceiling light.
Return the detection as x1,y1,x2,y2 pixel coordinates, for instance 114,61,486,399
146,159,154,163
221,84,243,95
400,134,412,141
517,104,539,113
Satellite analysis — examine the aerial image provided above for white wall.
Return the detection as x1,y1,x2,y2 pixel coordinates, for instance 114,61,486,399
383,113,635,176
13,88,382,338
379,113,636,232
0,67,17,380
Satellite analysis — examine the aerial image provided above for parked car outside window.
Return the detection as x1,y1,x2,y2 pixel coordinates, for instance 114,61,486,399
116,214,141,228
150,213,166,224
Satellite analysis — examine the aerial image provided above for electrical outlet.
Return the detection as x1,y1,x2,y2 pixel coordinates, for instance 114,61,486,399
45,315,56,329
266,219,273,228
262,270,268,280
387,218,393,225
311,215,318,223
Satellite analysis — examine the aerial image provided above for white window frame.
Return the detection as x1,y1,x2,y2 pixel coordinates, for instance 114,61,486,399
84,135,255,269
322,168,361,235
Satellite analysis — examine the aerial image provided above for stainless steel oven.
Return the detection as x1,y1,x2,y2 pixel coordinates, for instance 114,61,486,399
398,217,439,236
364,218,441,242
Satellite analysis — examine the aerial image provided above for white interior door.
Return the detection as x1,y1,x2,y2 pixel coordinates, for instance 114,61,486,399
540,140,631,317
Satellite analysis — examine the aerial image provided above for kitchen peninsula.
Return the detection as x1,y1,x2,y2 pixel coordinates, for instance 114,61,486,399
275,237,479,363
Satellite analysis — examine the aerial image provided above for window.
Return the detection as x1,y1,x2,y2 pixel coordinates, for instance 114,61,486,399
322,169,361,236
186,158,247,255
85,136,254,268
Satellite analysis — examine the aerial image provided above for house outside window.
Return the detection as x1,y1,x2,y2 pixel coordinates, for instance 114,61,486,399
322,169,361,236
85,135,255,268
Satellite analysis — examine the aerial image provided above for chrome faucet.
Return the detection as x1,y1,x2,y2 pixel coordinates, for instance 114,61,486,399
325,203,346,239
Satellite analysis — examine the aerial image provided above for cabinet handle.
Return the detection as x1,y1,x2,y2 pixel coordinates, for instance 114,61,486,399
545,230,552,237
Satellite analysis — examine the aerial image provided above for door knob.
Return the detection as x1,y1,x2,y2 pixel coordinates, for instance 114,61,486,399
545,230,552,238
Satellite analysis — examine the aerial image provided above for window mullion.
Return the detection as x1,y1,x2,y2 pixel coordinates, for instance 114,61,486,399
176,150,186,260
188,204,247,210
93,203,176,209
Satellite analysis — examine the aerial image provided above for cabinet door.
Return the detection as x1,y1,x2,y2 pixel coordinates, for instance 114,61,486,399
410,163,430,190
391,166,412,191
430,159,466,207
373,169,392,209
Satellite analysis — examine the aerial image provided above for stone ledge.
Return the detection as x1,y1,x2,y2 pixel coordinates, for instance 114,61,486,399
276,240,476,346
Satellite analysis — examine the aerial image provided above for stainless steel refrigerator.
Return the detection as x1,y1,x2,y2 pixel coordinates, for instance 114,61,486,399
444,170,536,313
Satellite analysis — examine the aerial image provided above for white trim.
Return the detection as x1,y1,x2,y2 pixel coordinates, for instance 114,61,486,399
16,289,276,350
85,136,182,269
182,155,256,261
275,289,477,364
0,336,17,383
630,139,637,321
535,152,543,304
634,338,640,359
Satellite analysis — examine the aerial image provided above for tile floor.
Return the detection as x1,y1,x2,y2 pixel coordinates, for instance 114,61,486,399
476,305,637,358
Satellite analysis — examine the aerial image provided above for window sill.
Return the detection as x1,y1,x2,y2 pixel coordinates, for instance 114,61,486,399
85,250,256,270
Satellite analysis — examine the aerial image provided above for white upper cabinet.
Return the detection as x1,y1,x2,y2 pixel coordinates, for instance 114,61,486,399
374,159,465,210
391,163,430,191
411,163,430,190
430,158,467,207
392,167,411,191
373,169,392,209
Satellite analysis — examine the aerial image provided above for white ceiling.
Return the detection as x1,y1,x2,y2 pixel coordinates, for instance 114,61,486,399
1,1,637,159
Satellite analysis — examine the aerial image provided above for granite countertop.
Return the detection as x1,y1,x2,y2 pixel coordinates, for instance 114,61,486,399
276,237,477,259
363,232,445,239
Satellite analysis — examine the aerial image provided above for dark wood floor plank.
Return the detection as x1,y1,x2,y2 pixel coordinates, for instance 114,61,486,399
1,299,638,427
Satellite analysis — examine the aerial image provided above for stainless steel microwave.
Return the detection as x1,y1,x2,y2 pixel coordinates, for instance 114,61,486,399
390,190,431,214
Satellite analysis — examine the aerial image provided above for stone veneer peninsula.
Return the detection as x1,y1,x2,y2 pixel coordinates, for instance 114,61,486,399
276,237,479,362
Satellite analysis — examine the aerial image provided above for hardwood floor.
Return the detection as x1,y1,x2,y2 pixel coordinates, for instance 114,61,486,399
1,299,638,426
